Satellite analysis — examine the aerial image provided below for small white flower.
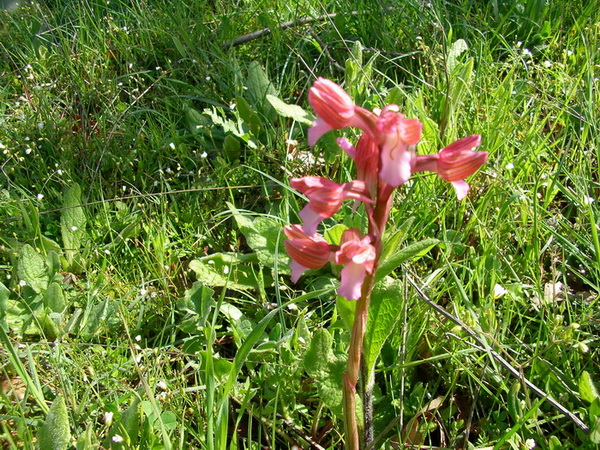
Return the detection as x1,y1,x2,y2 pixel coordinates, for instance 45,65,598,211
583,195,595,205
223,265,230,275
104,249,110,254
140,288,147,296
505,162,514,170
56,169,63,175
543,60,552,68
155,66,161,71
525,438,536,449
104,411,114,425
200,151,208,158
205,76,211,81
522,48,532,57
37,122,44,130
157,380,168,390
135,335,142,342
567,50,574,56
70,226,78,232
19,280,27,287
516,41,523,47
169,142,176,150
493,284,508,299
112,434,124,443
25,148,32,154
37,193,44,200
122,185,127,191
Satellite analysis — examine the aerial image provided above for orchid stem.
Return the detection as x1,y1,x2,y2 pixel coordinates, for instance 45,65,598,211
343,268,377,449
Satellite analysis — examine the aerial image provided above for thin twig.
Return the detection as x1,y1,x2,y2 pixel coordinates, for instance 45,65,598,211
405,273,590,434
221,8,396,49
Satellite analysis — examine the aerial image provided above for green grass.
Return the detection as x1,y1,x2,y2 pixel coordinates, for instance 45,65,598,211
1,0,599,448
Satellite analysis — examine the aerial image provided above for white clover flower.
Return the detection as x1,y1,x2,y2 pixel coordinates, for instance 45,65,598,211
104,411,114,426
493,284,508,299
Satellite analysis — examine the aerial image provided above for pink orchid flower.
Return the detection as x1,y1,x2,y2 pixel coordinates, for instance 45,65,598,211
413,135,487,200
376,107,423,187
283,225,334,282
307,78,377,146
291,176,374,235
335,229,376,300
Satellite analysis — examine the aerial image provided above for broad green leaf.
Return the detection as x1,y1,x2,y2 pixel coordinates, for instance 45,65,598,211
265,94,313,125
220,303,256,347
37,396,71,450
44,282,66,313
229,204,290,272
590,416,600,444
60,183,86,270
189,253,268,290
236,96,264,134
0,282,9,325
176,281,215,332
160,411,178,430
303,328,346,417
446,38,469,73
46,251,61,281
579,371,598,403
18,244,48,293
336,296,357,331
376,239,439,282
324,224,348,245
184,105,213,135
363,279,404,377
246,61,276,119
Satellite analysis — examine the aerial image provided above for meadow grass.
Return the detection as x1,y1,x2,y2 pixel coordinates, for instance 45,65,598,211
1,0,599,448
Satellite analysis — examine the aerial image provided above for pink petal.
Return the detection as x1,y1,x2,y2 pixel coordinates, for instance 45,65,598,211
451,181,470,200
308,118,333,146
338,262,368,300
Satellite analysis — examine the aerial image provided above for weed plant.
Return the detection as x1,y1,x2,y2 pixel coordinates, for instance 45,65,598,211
0,0,598,448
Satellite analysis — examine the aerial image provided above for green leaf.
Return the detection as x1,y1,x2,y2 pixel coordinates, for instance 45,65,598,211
590,415,600,444
18,244,48,293
246,61,276,119
324,224,348,245
189,253,267,290
362,279,404,377
303,328,346,417
376,238,439,282
446,38,469,73
177,281,215,332
379,217,416,263
60,183,86,270
160,411,178,431
579,371,598,403
44,282,66,313
37,396,71,450
336,296,357,331
236,96,264,134
229,204,290,272
0,282,9,326
265,94,313,125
